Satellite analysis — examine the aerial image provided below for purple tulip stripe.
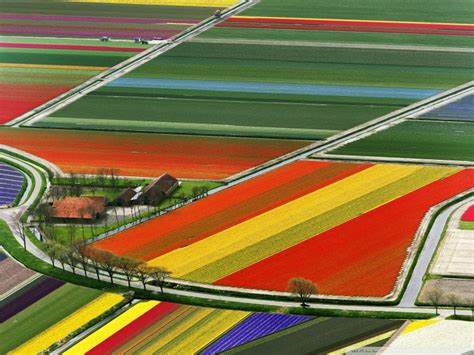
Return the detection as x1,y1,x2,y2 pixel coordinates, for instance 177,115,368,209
201,313,313,354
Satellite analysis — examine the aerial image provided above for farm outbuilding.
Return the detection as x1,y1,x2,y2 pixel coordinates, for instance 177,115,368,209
50,196,107,223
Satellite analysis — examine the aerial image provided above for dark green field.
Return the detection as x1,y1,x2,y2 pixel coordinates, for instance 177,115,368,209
39,95,395,139
331,120,474,161
226,317,403,354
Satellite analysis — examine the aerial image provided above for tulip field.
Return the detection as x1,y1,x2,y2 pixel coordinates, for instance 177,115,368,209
0,36,147,124
35,0,474,138
93,160,474,296
0,0,226,39
0,127,309,179
1,0,473,352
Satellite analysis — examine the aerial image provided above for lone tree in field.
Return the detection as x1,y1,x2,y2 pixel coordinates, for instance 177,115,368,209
288,277,320,308
427,287,443,315
148,266,171,293
447,293,461,316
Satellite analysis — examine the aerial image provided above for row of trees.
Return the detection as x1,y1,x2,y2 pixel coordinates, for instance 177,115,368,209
43,242,170,292
53,169,122,189
427,287,473,316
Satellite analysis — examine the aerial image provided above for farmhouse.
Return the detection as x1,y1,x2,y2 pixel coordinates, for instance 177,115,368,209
136,173,179,205
50,196,107,223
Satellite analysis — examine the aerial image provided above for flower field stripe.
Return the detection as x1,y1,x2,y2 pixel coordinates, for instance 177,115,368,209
201,313,313,354
461,206,474,221
11,293,123,354
0,28,176,38
227,16,474,31
152,309,249,354
86,302,180,355
401,320,440,335
0,63,108,71
94,161,370,260
0,42,143,52
107,78,440,100
218,169,474,296
217,23,474,36
115,305,196,354
148,164,438,277
64,300,158,355
0,14,198,24
135,307,215,353
0,127,309,179
183,166,457,283
0,277,64,323
62,0,239,7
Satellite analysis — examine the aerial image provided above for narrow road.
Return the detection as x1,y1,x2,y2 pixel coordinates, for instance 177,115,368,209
399,195,474,307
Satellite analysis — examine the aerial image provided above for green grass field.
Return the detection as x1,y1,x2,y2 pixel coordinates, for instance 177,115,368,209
331,120,474,161
0,282,101,353
49,180,223,245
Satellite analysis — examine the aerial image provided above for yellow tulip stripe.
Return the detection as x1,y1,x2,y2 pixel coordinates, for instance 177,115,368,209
401,319,440,334
64,301,159,355
11,293,123,355
132,307,249,354
63,0,237,7
150,165,457,282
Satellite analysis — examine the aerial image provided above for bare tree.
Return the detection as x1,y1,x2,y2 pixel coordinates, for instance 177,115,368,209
65,247,79,274
288,277,320,308
135,265,152,290
67,224,77,246
94,249,119,284
148,266,170,293
44,242,59,267
55,245,69,271
447,293,461,316
116,256,143,287
73,243,89,277
427,287,443,315
83,246,102,280
12,219,26,249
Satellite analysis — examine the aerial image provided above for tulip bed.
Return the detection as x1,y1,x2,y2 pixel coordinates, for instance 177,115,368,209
94,160,474,297
0,127,309,179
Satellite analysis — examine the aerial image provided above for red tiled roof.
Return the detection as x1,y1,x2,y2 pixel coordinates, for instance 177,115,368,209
51,196,106,220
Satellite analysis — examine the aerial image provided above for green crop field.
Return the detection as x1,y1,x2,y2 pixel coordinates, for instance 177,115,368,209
200,28,474,48
201,0,474,47
39,94,395,139
38,39,474,138
0,283,101,353
242,0,474,23
331,120,474,162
